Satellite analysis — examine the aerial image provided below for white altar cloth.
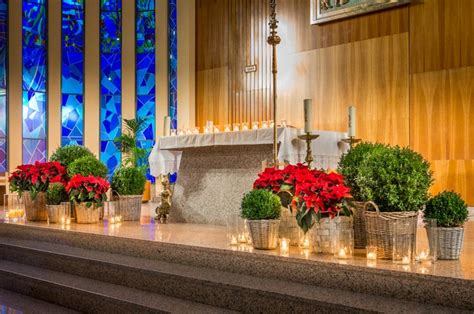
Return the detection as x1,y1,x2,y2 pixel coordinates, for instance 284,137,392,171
149,127,348,177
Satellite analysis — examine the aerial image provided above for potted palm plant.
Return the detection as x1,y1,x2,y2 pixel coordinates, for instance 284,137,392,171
241,189,281,250
424,191,469,260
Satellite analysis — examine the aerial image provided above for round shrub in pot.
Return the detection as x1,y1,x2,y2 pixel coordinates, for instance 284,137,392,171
241,189,281,250
111,167,147,221
68,156,108,179
50,145,95,168
424,191,469,260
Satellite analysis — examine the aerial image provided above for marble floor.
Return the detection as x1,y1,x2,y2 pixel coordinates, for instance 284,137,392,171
1,205,473,282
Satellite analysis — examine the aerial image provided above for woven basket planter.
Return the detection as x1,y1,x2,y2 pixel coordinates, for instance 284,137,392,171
247,219,280,250
22,192,48,221
75,203,101,224
278,207,299,246
427,227,464,260
351,201,367,249
364,201,418,259
117,195,142,221
313,216,352,254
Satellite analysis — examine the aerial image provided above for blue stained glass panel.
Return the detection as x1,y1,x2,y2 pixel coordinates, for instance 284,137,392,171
62,138,83,146
101,53,121,95
0,138,6,172
61,94,83,138
22,2,47,48
101,0,121,11
62,51,84,94
62,8,84,52
22,47,47,92
100,12,121,53
0,96,6,137
22,139,46,164
136,11,155,53
137,0,154,11
137,95,155,141
100,95,121,140
136,53,155,95
0,48,6,90
22,91,46,139
100,140,120,177
168,0,178,129
62,0,84,10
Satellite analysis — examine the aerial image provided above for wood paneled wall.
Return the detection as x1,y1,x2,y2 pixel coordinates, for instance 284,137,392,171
196,0,474,204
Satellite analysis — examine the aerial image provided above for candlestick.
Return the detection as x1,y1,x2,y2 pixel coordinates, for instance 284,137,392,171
341,136,362,148
304,99,313,133
297,132,320,168
348,106,356,137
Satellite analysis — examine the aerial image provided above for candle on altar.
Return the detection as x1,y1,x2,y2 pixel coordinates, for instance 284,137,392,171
224,124,231,132
348,106,356,137
242,122,249,131
304,99,313,133
163,116,171,136
252,122,259,130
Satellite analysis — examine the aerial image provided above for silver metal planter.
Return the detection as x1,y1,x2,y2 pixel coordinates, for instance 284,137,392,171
117,195,142,221
428,227,464,260
247,219,280,250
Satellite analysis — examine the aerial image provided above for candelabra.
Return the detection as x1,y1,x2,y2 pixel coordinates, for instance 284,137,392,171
297,133,320,168
341,136,361,149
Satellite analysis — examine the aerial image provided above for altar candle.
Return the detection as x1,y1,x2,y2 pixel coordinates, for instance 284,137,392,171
304,99,313,133
163,116,171,136
348,106,356,137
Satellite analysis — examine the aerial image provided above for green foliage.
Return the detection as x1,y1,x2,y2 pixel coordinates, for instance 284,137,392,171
337,142,387,201
114,118,150,175
241,189,282,220
356,145,433,212
111,167,147,195
68,156,108,178
46,183,68,205
425,191,469,227
50,145,95,168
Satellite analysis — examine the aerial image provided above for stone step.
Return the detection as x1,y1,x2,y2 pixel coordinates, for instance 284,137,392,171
0,259,232,314
0,288,78,314
0,223,472,310
0,238,461,313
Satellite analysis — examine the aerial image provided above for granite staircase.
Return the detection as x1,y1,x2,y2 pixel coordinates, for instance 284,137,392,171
0,223,472,313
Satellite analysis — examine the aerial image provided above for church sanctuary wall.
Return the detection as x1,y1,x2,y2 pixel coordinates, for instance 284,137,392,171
195,0,474,205
6,0,195,170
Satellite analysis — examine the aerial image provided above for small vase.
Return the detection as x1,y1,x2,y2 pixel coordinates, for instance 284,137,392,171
22,192,48,221
247,219,280,250
298,228,314,251
75,203,101,224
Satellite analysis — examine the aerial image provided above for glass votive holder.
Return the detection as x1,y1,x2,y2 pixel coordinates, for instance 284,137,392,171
204,126,212,134
252,121,259,130
232,123,240,132
279,238,290,256
298,229,313,251
261,121,269,129
417,218,437,263
269,120,274,128
392,219,415,264
170,129,177,136
241,122,249,131
104,201,121,224
280,119,287,128
226,213,247,246
213,125,221,133
178,129,185,136
3,194,25,223
206,120,214,129
334,228,353,259
224,124,231,132
366,246,377,260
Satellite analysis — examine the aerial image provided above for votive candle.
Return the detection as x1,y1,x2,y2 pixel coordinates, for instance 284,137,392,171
304,99,313,133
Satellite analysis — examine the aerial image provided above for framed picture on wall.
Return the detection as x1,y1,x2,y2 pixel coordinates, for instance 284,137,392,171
310,0,411,25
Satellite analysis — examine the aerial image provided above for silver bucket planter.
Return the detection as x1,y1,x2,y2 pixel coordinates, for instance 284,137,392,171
247,219,280,250
22,192,48,221
428,227,464,260
75,203,101,224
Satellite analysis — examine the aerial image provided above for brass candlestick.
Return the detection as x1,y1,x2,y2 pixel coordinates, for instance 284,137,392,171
341,136,361,149
297,133,320,168
268,0,281,166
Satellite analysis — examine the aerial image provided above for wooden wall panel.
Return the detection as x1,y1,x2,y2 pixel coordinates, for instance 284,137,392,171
196,67,229,126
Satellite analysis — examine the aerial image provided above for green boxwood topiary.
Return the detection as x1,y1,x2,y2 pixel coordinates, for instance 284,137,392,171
424,191,469,227
68,156,108,178
241,189,282,220
46,183,69,205
50,145,95,168
356,145,433,212
337,142,388,201
111,167,146,196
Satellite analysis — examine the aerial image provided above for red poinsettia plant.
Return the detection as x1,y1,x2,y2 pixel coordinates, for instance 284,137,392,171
66,174,110,208
254,164,352,233
9,161,68,199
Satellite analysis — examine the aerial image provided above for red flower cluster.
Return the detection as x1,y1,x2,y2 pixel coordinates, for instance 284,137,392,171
9,161,67,195
66,174,110,206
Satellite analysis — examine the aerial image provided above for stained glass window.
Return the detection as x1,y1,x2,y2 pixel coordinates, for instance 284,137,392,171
100,0,122,176
61,0,85,146
136,0,155,181
168,0,177,130
0,0,7,171
22,0,47,164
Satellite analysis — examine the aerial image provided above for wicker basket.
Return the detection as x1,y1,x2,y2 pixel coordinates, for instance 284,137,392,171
117,195,142,221
351,201,367,249
313,216,352,254
22,192,48,221
364,201,418,259
75,203,100,224
278,206,299,246
247,219,280,250
427,227,464,260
